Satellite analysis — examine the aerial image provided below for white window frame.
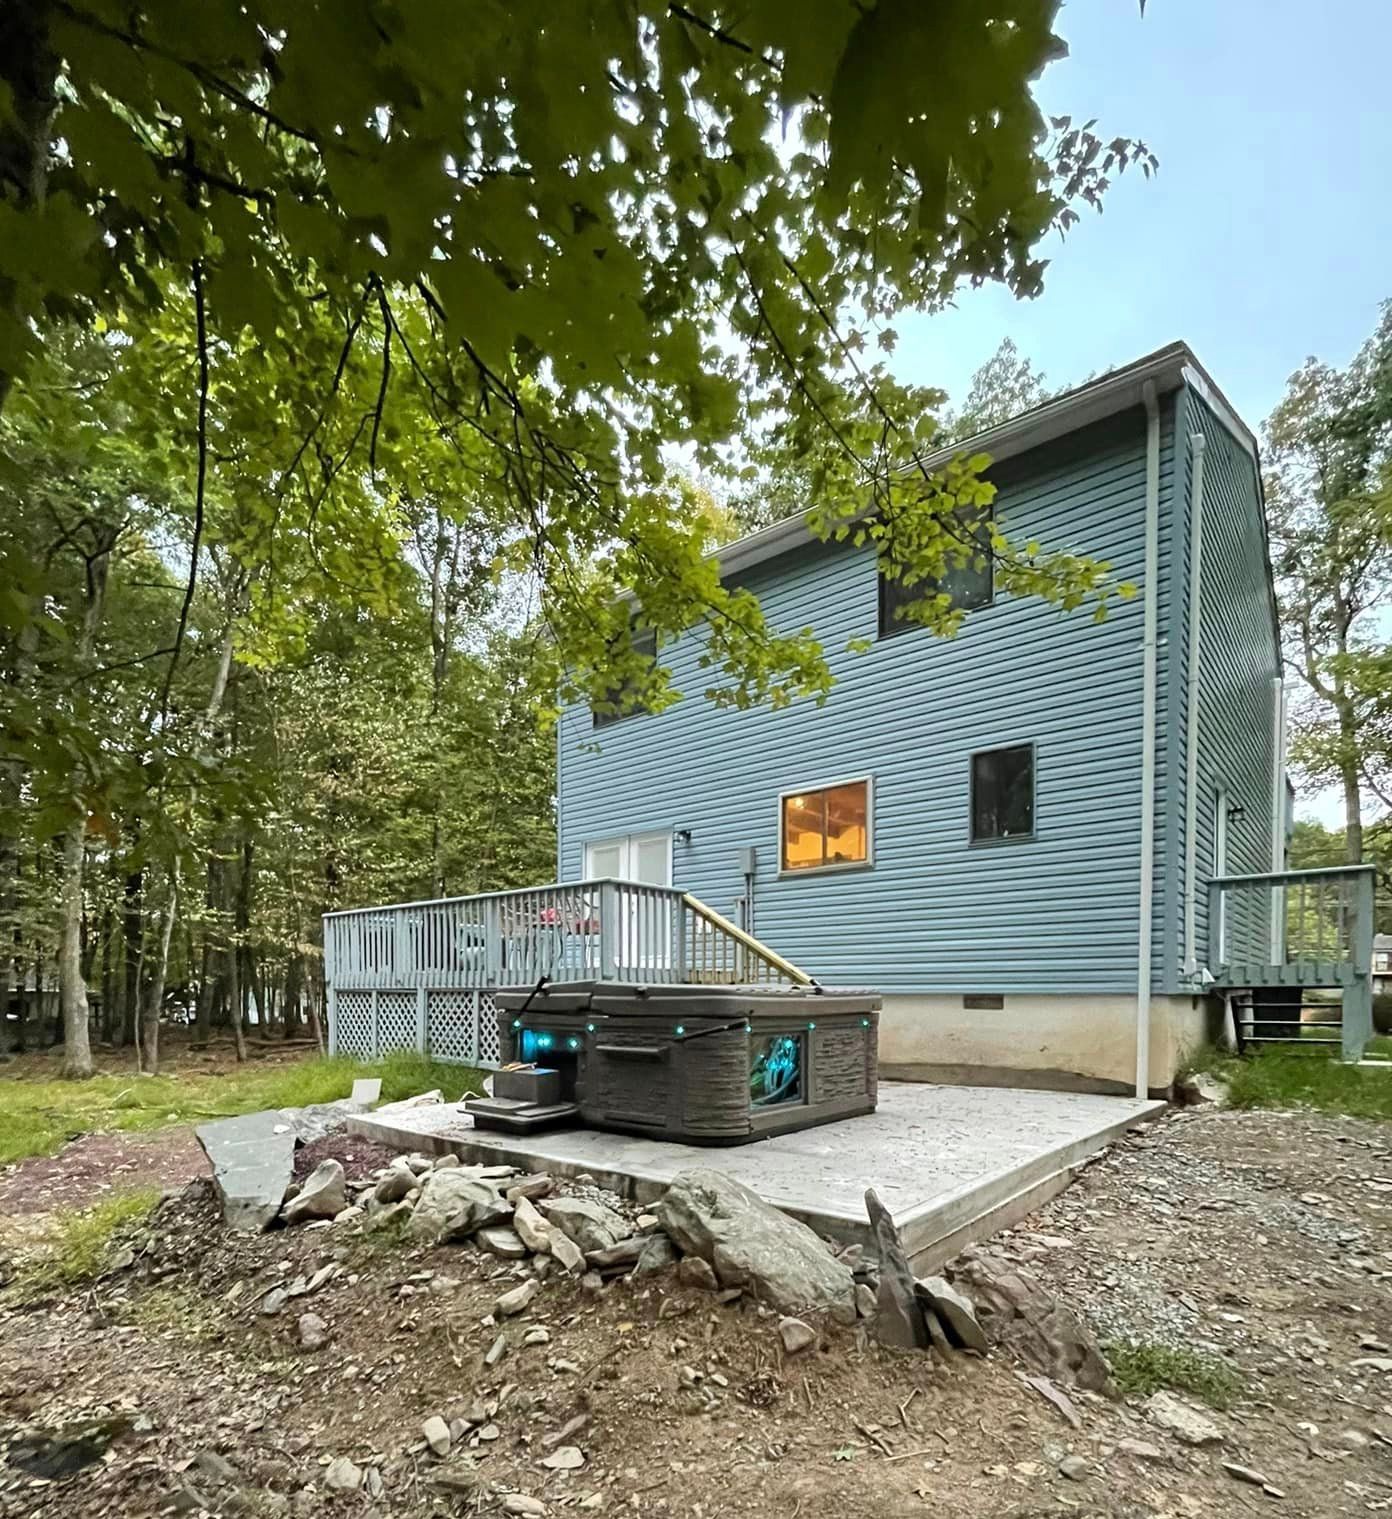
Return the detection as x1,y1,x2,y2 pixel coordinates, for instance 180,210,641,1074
776,774,875,877
583,830,673,886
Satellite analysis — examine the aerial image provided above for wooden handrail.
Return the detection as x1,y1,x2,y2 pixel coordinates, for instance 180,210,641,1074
681,892,813,986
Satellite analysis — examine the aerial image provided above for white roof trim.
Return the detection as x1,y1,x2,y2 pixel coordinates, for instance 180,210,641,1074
714,340,1258,582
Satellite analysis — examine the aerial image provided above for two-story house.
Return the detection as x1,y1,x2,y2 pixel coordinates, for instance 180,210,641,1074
555,343,1287,1096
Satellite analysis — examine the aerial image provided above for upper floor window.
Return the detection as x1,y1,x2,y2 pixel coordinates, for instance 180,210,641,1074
971,743,1034,842
591,628,657,729
780,778,872,872
878,505,994,638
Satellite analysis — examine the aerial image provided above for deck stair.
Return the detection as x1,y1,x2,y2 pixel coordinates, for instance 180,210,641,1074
1208,866,1376,1063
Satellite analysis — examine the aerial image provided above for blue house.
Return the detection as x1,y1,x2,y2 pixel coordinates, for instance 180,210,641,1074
555,344,1293,1094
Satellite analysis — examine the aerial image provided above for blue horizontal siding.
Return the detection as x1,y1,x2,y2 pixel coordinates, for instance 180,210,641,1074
558,408,1185,995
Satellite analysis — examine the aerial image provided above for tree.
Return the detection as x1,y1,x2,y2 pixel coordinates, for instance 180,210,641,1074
1,1,1154,719
948,338,1054,439
1266,303,1392,861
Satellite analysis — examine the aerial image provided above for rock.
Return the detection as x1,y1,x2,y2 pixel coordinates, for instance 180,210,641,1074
278,1101,359,1145
297,1312,329,1351
409,1172,512,1243
854,1282,878,1319
362,1466,384,1500
496,1278,541,1317
1058,1454,1088,1480
323,1456,363,1492
778,1317,816,1354
1223,1461,1282,1496
549,1233,585,1275
507,1174,554,1204
170,1482,215,1512
332,1205,364,1227
422,1415,451,1457
485,1333,508,1367
429,1275,462,1295
864,1189,929,1350
503,1496,547,1517
194,1450,238,1485
585,1236,648,1275
374,1159,417,1205
432,1153,461,1171
541,1445,585,1471
951,1248,1116,1394
260,1287,290,1317
364,1199,414,1233
678,1255,719,1292
405,1153,434,1175
512,1196,554,1253
914,1275,988,1353
1118,1438,1166,1463
539,1197,630,1254
1175,1071,1230,1107
283,1160,347,1225
579,1271,604,1295
543,1414,591,1448
476,1424,501,1442
1338,1428,1371,1451
523,1326,551,1346
656,1170,856,1317
477,1225,529,1259
636,1213,661,1232
1145,1390,1224,1447
196,1111,298,1233
634,1234,678,1275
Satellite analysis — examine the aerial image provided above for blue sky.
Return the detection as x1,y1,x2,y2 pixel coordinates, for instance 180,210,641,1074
894,0,1392,435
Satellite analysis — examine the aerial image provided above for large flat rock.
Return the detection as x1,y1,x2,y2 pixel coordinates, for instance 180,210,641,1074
196,1111,297,1232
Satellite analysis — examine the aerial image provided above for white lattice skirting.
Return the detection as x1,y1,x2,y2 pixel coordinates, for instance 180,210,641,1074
329,987,502,1069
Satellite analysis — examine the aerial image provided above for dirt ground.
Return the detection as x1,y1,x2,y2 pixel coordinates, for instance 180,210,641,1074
2,1103,1391,1518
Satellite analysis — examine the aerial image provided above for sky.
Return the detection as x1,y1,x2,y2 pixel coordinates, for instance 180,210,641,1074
890,0,1392,829
892,0,1392,434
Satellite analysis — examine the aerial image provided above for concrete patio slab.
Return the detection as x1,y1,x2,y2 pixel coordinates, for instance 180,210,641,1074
348,1083,1164,1270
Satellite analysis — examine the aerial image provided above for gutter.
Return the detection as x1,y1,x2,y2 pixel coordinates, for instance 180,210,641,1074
1182,431,1208,976
1135,380,1162,1099
1268,675,1288,959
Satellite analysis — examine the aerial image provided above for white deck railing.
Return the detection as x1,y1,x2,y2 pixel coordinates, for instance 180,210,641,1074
322,879,811,1067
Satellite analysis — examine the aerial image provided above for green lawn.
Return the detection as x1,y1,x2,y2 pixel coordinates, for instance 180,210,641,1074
0,1052,483,1167
1216,1044,1392,1123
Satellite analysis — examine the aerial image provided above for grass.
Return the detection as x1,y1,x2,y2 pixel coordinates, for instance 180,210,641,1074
127,1282,228,1341
1106,1340,1245,1411
0,1051,484,1166
6,1187,162,1302
1219,1044,1392,1122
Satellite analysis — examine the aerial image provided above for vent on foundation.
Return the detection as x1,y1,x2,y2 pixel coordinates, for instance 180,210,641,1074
963,994,1005,1011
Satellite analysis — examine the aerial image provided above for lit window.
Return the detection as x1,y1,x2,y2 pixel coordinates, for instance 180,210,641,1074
971,744,1035,842
780,779,871,871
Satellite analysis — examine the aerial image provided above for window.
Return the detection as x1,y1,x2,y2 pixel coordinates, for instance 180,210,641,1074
780,778,871,872
878,506,994,639
970,744,1034,842
591,629,657,728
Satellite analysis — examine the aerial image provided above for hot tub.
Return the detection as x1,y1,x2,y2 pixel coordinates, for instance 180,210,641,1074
472,981,879,1144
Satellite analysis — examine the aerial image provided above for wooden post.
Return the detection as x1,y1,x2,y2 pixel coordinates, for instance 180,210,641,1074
1206,880,1224,973
599,881,619,980
416,984,429,1058
370,989,381,1059
326,985,339,1057
1344,866,1376,1062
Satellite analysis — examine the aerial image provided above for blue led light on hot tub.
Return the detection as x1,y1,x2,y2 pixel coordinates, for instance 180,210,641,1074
861,1018,870,1028
566,1036,580,1051
674,1024,685,1036
807,1020,816,1031
586,1022,596,1033
511,1019,522,1029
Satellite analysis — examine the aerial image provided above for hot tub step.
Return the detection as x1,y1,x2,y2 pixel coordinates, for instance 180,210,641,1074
463,1095,580,1134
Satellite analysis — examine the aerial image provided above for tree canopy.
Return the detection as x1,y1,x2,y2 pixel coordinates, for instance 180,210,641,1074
1266,302,1392,860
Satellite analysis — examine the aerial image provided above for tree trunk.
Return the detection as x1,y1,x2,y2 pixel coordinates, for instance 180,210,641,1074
57,815,94,1077
1338,700,1364,863
121,863,142,1047
140,874,178,1077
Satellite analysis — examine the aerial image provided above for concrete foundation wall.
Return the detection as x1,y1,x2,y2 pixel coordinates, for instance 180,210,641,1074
879,991,1222,1096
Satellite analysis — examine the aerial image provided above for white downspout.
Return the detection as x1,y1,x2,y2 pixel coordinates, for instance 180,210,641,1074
1136,381,1161,1099
1182,431,1208,977
1268,676,1288,960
